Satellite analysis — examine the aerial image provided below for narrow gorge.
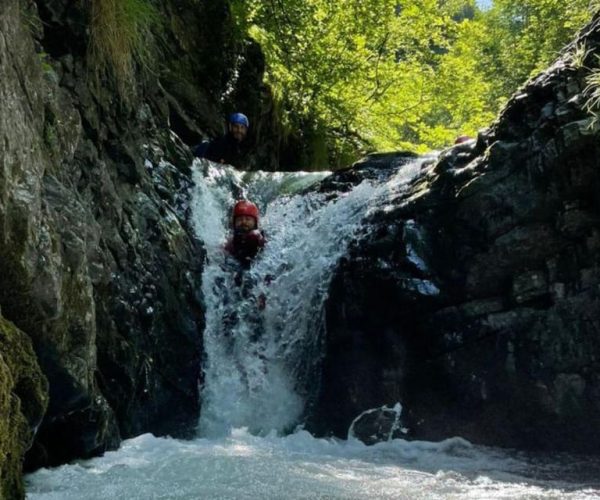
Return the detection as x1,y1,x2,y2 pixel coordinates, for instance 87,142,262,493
2,1,600,498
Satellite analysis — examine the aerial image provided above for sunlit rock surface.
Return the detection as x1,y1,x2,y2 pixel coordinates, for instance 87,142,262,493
312,15,600,452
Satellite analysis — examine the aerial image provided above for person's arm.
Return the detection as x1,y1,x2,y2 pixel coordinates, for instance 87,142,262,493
204,137,226,163
193,141,210,158
243,229,265,249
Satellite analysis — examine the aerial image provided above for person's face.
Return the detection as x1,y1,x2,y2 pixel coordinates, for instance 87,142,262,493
234,215,256,231
229,122,248,142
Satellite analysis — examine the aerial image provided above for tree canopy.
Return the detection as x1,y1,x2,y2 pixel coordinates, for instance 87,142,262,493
230,0,598,168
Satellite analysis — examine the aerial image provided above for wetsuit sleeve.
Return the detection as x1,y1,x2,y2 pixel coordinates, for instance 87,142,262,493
247,230,265,248
204,135,248,168
204,137,227,163
193,141,210,158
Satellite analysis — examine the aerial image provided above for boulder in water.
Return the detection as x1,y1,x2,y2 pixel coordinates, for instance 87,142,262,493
349,404,406,445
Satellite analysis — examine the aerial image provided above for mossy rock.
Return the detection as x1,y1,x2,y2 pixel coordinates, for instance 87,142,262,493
0,315,48,500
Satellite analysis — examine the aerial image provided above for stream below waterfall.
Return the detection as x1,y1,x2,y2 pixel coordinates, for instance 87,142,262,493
25,429,600,499
26,159,600,499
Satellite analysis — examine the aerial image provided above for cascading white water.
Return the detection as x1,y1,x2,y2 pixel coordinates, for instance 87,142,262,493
192,156,434,437
191,159,404,436
25,158,600,499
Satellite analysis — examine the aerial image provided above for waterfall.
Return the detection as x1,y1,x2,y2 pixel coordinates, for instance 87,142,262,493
191,157,426,437
26,156,600,499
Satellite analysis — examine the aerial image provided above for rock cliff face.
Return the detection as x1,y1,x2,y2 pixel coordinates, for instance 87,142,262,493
0,0,279,496
312,16,600,453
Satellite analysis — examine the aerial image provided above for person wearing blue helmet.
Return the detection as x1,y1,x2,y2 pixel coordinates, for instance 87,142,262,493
198,112,251,168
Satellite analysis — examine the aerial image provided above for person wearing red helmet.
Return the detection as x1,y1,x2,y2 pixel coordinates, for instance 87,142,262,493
454,135,473,145
225,199,266,267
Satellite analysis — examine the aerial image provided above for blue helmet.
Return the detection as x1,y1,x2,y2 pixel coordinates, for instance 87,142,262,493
228,112,249,128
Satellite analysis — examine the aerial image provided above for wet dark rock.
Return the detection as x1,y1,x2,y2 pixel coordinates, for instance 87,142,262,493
349,405,406,445
311,15,600,453
312,151,421,194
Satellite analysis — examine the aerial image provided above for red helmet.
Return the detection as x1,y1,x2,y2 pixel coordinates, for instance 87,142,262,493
454,135,472,144
233,200,259,221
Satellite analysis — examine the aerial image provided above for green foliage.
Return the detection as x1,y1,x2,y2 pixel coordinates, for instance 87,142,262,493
234,0,597,167
88,0,161,99
38,52,54,74
477,0,594,101
567,42,591,70
584,56,600,125
240,0,469,163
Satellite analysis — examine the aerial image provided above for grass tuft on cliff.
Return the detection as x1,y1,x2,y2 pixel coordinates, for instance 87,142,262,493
88,0,161,99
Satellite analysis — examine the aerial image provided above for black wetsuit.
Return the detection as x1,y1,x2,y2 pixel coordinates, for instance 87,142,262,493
203,134,250,169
